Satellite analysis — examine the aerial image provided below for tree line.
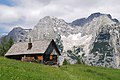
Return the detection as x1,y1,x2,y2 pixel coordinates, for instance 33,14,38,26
0,37,14,56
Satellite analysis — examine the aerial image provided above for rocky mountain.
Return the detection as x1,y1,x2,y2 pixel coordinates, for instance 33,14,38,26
0,27,31,43
29,16,78,52
82,24,120,68
69,13,120,68
8,27,28,42
71,12,119,26
71,18,86,26
3,12,120,68
30,16,77,39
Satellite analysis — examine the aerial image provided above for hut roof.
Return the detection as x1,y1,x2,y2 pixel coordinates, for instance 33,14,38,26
5,40,51,56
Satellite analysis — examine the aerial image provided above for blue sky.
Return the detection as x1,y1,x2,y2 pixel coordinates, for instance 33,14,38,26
0,0,15,6
0,0,120,35
0,0,15,34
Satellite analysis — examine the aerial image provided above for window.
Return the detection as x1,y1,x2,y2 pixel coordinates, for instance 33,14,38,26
38,56,43,60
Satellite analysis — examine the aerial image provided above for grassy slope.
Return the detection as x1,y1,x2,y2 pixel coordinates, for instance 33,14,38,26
0,57,120,80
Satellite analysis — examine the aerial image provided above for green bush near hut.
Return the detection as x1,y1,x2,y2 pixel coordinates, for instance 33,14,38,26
63,59,69,65
0,57,120,80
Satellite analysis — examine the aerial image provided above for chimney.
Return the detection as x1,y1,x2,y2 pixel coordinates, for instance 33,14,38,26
27,38,32,50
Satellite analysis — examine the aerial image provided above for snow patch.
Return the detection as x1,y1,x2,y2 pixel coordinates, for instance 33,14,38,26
61,33,92,51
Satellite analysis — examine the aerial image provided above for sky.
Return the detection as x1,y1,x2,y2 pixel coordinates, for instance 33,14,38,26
0,0,120,34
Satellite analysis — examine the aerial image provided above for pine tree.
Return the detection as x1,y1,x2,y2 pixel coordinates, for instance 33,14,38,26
0,37,14,56
8,37,14,48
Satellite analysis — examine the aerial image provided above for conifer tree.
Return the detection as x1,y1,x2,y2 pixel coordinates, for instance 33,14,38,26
0,37,14,56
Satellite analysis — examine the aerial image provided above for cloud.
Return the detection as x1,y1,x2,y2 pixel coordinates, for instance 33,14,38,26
0,0,120,34
0,5,19,23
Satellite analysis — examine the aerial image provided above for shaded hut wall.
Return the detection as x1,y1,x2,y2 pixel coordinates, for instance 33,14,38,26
51,55,57,62
44,41,59,62
21,56,35,62
44,55,57,61
6,55,23,60
45,41,59,55
5,54,44,61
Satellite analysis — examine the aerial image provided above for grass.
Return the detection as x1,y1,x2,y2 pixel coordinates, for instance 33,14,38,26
0,57,120,80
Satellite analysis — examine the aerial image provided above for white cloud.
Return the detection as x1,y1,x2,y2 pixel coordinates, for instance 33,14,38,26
0,5,19,23
0,0,120,34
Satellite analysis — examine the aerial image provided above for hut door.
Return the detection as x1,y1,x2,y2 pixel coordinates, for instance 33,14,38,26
52,55,57,62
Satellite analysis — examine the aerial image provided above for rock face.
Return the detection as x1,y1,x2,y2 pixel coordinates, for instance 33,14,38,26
71,12,119,26
6,27,30,43
71,18,86,26
4,12,120,68
72,13,120,68
29,16,76,52
83,24,120,68
30,16,76,40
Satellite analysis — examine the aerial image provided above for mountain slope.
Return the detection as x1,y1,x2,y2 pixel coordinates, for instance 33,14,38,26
30,16,75,41
7,27,30,42
0,27,32,43
0,57,120,80
82,23,120,67
80,15,120,68
71,12,119,26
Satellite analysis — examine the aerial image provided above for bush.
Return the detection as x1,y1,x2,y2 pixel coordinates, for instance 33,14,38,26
76,58,81,64
63,59,68,65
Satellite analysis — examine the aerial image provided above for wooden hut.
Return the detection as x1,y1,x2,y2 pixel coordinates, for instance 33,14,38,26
5,39,61,65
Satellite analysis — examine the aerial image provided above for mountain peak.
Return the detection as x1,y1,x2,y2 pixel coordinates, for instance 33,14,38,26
39,16,58,21
44,16,57,19
88,12,102,17
36,16,67,27
87,12,103,20
71,12,119,26
7,27,29,42
12,27,23,31
88,12,119,23
71,18,86,26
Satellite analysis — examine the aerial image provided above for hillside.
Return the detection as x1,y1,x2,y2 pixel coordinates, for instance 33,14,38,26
0,57,120,80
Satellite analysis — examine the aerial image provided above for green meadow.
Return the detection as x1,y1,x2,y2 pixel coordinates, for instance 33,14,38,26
0,57,120,80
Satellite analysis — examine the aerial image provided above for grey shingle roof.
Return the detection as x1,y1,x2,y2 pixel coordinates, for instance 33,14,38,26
5,40,50,56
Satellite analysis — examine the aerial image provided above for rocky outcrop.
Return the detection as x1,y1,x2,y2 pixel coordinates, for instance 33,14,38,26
83,24,120,68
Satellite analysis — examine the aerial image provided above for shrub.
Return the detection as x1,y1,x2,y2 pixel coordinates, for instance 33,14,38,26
76,58,81,64
63,59,68,65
